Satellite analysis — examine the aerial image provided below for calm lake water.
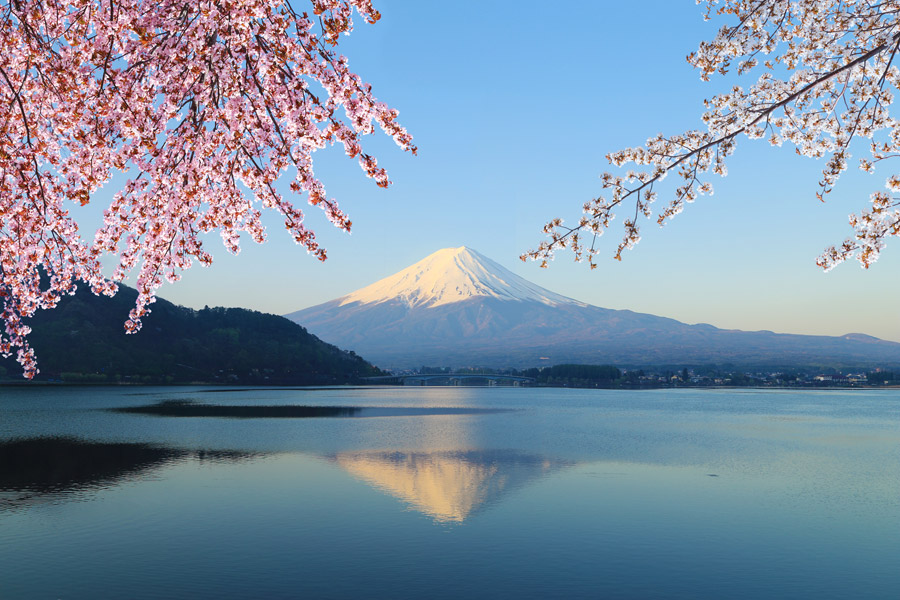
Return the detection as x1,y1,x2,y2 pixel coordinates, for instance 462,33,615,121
1,386,898,599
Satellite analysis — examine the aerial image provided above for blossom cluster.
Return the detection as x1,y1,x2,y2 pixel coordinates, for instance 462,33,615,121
524,0,900,273
1,0,415,377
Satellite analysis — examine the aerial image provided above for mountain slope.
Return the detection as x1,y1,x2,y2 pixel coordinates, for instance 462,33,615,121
286,247,900,369
1,284,381,384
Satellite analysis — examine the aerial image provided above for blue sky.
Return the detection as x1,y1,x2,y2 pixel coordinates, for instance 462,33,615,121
87,1,900,342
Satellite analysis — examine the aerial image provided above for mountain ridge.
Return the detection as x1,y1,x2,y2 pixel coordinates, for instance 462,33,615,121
1,283,381,384
287,247,900,369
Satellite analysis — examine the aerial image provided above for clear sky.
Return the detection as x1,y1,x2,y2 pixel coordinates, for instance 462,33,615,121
85,0,900,342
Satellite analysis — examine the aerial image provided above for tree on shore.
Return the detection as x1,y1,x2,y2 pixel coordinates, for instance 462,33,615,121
525,0,900,273
0,0,415,377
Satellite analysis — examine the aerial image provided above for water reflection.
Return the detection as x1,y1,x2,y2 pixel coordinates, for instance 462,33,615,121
0,437,257,511
332,449,573,523
0,433,572,525
110,401,511,418
111,400,362,418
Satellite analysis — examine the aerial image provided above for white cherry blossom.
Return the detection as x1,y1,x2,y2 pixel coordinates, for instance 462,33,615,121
525,0,900,274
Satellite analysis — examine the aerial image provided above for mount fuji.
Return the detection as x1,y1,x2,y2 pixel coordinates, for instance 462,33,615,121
286,246,900,369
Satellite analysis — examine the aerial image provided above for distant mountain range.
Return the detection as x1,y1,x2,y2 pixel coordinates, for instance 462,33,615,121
287,246,900,369
1,283,381,384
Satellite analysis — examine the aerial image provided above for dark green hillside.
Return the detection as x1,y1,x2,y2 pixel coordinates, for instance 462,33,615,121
0,284,381,384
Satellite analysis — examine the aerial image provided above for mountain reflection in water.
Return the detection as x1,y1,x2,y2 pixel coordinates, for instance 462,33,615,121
2,399,563,523
332,450,573,523
0,437,256,510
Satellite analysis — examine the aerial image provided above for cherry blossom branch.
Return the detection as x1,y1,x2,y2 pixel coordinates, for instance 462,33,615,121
525,0,900,274
1,0,414,378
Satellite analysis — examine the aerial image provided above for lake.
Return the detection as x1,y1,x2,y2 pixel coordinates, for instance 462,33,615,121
1,386,898,599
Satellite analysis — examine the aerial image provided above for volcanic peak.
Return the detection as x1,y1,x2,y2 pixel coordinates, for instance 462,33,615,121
337,246,584,309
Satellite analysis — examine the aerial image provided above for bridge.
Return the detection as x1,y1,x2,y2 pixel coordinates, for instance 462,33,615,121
362,373,535,386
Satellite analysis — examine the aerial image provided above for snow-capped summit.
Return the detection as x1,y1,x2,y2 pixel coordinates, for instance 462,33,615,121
337,246,584,308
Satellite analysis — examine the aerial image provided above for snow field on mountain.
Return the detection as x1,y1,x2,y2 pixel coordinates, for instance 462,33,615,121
338,247,584,308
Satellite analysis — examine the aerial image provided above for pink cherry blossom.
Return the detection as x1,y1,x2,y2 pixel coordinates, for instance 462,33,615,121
0,0,415,378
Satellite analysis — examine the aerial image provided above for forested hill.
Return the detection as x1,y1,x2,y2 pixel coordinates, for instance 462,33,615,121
0,284,382,385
